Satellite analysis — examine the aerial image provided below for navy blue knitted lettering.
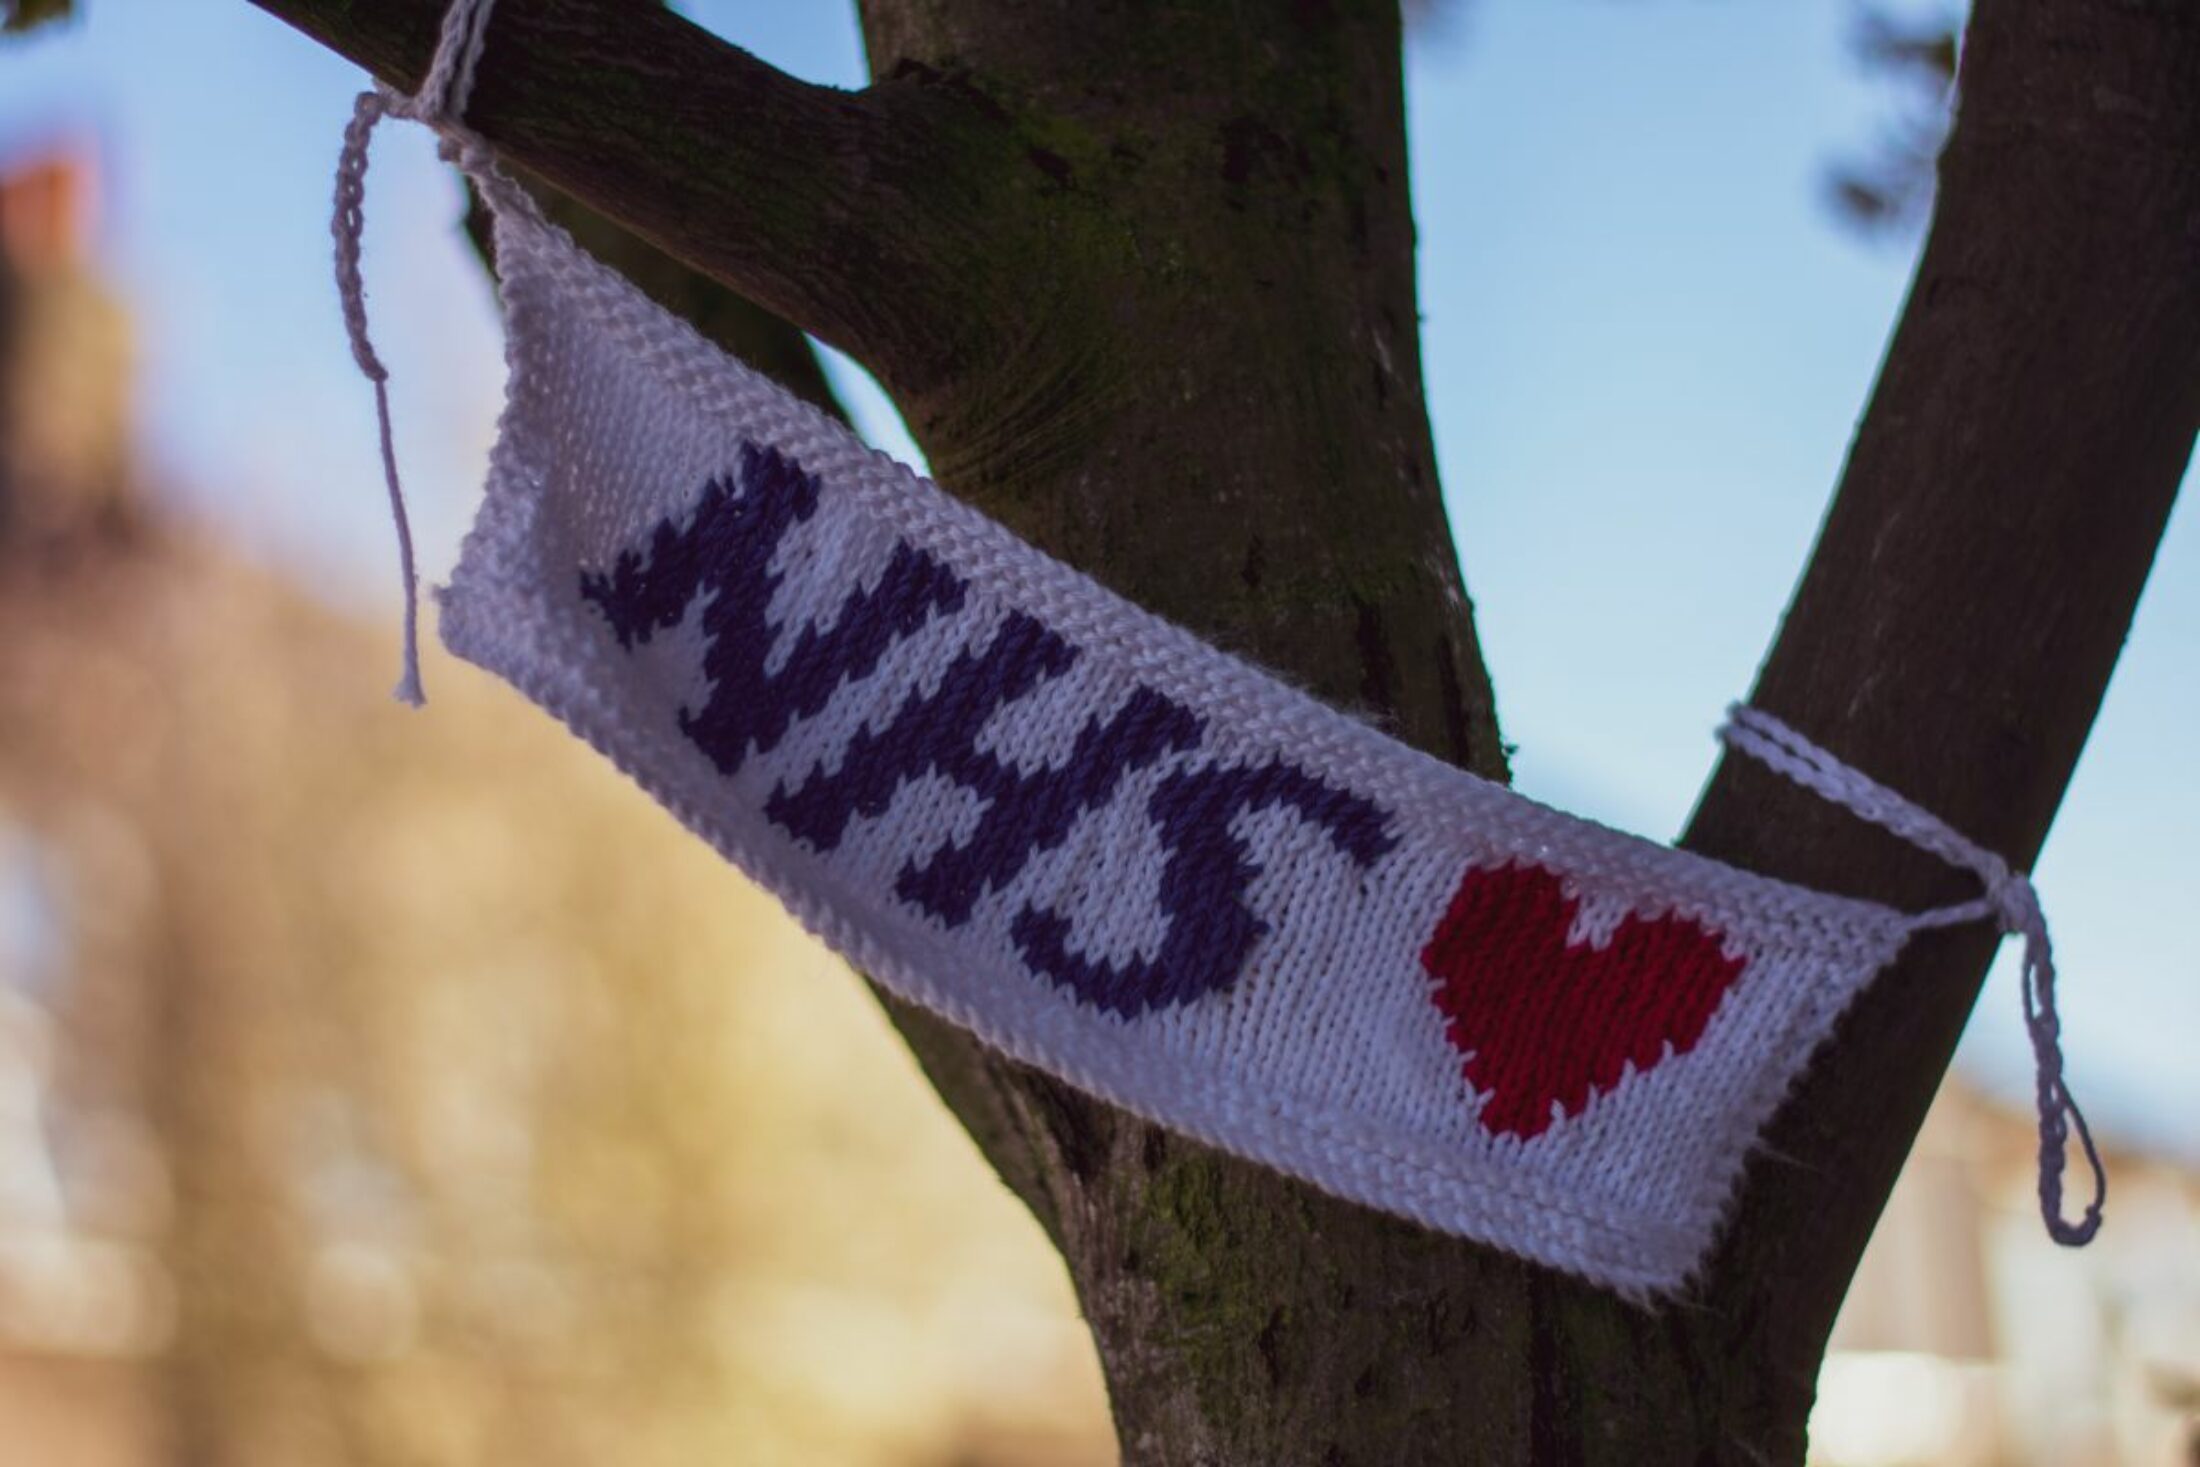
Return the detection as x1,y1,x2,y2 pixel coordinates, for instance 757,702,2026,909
767,617,1207,921
892,684,1208,925
1012,761,1397,1016
583,446,1397,1019
578,442,967,776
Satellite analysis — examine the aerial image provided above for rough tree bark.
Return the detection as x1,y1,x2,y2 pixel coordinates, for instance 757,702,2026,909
247,0,2199,1461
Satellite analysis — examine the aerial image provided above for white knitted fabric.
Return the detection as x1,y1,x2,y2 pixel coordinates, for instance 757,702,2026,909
424,189,1963,1300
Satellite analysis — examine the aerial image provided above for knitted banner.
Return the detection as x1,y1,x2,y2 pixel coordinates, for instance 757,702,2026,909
427,192,1933,1299
332,0,2103,1302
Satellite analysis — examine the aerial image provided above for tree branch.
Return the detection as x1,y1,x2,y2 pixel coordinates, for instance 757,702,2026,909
1686,0,2200,1434
246,0,1022,396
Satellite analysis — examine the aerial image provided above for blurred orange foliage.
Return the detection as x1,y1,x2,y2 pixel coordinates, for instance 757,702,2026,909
0,144,1112,1467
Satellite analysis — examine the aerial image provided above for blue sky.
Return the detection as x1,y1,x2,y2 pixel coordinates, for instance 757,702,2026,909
2,1,2192,1156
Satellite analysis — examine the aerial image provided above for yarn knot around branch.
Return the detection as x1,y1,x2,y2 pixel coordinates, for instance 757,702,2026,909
1718,704,2106,1249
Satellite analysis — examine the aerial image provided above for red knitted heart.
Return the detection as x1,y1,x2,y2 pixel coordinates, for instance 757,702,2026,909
1420,862,1747,1141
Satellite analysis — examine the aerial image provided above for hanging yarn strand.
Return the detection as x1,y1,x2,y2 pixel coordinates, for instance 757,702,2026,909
331,91,425,706
328,0,501,706
1719,704,2107,1246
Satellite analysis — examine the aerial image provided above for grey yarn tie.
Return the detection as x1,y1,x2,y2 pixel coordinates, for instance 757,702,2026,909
329,0,500,705
1719,704,2106,1248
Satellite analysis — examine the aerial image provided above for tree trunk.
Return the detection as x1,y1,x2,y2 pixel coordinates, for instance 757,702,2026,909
245,0,2200,1460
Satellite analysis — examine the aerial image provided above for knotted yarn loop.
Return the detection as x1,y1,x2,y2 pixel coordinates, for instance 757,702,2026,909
329,0,503,706
1719,704,2106,1248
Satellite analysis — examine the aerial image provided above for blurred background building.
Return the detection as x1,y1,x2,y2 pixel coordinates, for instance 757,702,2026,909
1818,1088,2200,1466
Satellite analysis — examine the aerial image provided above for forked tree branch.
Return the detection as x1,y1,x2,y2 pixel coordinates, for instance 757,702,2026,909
233,0,2199,1458
1684,0,2198,1417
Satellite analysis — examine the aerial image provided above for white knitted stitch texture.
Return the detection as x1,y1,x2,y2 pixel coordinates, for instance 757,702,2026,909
437,197,1930,1302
